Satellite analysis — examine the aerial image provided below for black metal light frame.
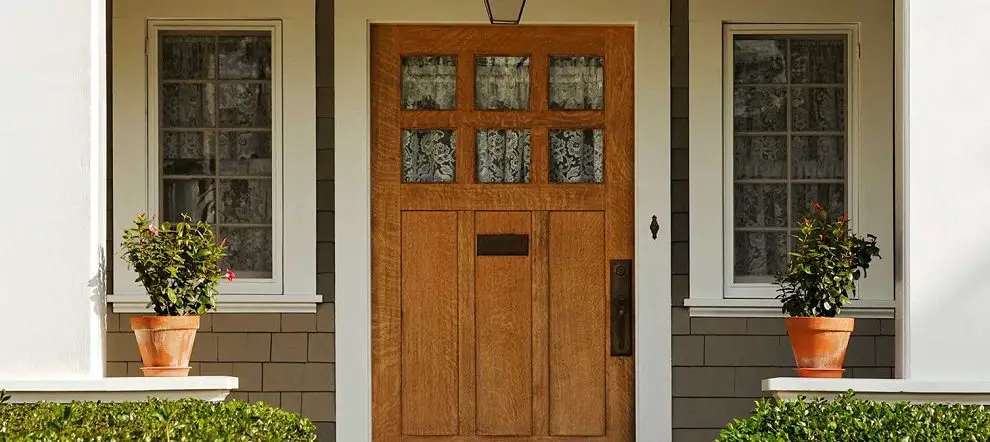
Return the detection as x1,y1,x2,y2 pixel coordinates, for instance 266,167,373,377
485,0,527,25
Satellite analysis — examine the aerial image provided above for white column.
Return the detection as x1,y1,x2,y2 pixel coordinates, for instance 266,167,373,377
0,0,107,378
899,0,990,381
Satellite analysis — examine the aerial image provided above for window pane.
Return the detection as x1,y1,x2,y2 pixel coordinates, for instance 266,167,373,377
733,136,787,179
163,131,215,175
733,37,786,84
159,30,275,278
730,33,849,284
549,56,604,110
792,136,845,179
791,183,845,225
733,87,787,131
220,227,273,278
477,129,530,183
402,56,456,110
218,34,272,80
160,35,216,80
791,87,845,132
734,184,788,228
550,128,604,183
219,179,272,224
402,129,456,183
790,38,845,84
218,131,273,176
476,56,530,110
734,231,788,281
162,179,216,223
161,83,216,128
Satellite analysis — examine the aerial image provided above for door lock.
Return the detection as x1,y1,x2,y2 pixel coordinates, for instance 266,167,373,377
610,259,634,357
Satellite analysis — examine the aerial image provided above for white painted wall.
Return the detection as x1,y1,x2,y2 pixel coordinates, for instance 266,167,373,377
900,0,990,381
334,1,671,440
0,0,106,378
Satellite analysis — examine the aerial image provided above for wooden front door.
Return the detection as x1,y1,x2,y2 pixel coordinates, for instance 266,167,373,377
371,25,635,441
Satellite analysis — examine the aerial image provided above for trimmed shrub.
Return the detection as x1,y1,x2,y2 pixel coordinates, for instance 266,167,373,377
718,391,990,441
0,398,316,441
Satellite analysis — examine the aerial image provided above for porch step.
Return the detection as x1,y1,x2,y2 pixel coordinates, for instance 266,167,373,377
764,377,990,405
0,376,238,403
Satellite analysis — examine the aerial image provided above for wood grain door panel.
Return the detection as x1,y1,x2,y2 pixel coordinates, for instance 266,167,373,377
372,25,634,441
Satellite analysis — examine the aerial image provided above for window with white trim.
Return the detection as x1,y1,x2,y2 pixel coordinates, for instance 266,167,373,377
110,3,318,314
687,18,894,318
157,28,280,283
729,31,850,289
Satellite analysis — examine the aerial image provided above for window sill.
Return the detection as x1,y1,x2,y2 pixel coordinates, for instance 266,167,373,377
107,294,323,314
0,376,238,403
682,297,895,319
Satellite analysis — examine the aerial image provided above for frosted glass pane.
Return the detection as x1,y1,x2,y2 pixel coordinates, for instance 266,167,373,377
476,56,530,110
549,129,604,183
402,56,456,110
402,129,456,183
549,56,604,110
477,129,530,183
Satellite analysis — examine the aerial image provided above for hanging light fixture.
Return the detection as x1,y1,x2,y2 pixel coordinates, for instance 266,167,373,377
485,0,527,25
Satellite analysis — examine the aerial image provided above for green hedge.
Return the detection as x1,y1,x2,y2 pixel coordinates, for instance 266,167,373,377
0,398,316,441
718,392,990,441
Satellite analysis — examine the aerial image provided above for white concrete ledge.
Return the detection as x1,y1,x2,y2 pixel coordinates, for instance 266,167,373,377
0,376,238,403
107,294,322,313
764,377,990,405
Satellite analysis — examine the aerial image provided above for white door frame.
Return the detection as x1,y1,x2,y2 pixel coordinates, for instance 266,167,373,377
333,1,672,440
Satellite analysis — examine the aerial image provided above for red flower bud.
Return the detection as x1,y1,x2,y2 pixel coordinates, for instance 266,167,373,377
812,201,824,211
224,268,236,282
840,214,849,222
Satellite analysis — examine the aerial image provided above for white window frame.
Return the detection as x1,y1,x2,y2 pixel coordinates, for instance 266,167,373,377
722,24,859,299
686,0,895,318
109,0,319,313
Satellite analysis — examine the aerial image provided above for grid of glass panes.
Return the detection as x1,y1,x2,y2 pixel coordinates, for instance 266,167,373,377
732,34,847,283
398,55,606,184
158,31,274,279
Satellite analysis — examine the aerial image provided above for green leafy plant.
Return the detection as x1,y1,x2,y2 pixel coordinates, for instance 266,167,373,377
774,202,881,317
717,391,990,441
0,399,316,441
121,213,235,316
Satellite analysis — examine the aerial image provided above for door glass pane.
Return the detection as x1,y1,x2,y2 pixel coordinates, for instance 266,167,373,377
402,56,457,110
402,129,456,183
475,56,530,110
549,128,604,183
158,30,274,278
549,56,604,110
730,34,848,283
477,129,530,183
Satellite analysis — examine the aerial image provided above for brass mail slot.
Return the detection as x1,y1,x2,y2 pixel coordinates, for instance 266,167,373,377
477,234,529,256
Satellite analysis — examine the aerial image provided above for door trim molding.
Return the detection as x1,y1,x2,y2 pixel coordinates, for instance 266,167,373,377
334,2,672,441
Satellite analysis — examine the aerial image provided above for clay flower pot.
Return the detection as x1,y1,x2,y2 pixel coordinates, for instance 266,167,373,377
131,316,200,377
785,317,854,378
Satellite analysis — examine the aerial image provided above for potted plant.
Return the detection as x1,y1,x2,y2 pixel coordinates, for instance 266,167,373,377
774,202,881,378
121,214,235,376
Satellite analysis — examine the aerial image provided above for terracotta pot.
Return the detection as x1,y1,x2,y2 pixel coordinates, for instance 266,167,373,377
784,316,854,378
130,316,200,377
